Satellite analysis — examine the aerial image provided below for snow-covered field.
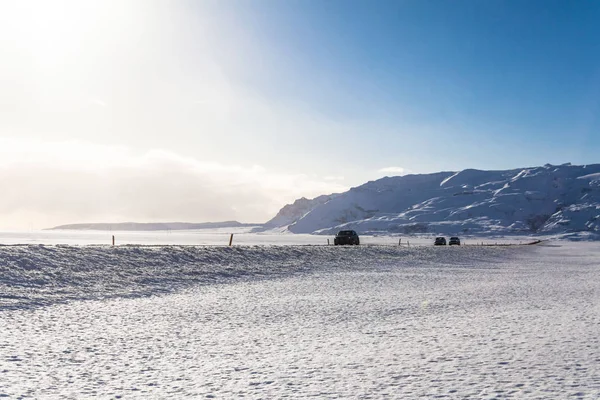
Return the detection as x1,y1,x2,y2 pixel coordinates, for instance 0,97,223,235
2,242,599,398
0,229,526,246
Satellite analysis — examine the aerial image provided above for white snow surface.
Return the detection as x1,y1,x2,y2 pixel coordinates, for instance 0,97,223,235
270,163,600,237
0,228,324,246
1,229,532,247
2,242,600,398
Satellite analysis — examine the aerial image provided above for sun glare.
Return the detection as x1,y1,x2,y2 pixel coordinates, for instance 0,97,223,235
1,0,145,70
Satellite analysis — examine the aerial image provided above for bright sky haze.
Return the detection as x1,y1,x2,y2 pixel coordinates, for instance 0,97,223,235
1,0,600,229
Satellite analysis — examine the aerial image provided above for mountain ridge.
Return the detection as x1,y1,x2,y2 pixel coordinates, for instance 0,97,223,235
268,163,600,237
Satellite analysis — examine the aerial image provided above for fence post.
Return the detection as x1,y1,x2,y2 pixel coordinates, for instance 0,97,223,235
399,238,402,246
112,235,115,246
229,234,234,246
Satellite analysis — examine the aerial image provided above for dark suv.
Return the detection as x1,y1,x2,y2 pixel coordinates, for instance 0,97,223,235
449,236,461,246
434,237,447,245
334,230,360,245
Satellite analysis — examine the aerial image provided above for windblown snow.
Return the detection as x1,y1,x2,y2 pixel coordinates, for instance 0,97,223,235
268,163,600,237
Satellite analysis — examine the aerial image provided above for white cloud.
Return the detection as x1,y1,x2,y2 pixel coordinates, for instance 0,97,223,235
378,166,409,175
323,176,345,181
0,138,348,229
89,98,107,107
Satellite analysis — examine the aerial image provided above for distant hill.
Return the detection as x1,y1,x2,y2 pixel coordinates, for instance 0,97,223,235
48,221,259,231
267,163,600,237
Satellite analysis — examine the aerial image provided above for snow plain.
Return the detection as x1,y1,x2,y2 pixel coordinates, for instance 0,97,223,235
2,241,600,398
0,229,524,247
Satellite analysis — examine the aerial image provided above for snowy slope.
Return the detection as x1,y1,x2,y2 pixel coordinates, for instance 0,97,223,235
272,163,600,236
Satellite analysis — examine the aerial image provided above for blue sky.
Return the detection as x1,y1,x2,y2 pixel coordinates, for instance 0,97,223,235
1,0,600,227
207,0,600,170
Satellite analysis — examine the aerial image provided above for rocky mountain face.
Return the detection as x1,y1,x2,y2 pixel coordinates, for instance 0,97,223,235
269,163,600,237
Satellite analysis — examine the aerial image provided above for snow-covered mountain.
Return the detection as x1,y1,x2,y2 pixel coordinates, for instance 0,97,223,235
264,194,338,228
271,163,600,236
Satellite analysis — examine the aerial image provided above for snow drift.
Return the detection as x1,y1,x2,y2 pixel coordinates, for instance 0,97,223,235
0,244,515,310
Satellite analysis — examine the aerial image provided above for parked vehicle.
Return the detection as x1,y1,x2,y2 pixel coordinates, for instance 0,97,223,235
334,230,360,245
449,236,461,245
434,237,447,245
